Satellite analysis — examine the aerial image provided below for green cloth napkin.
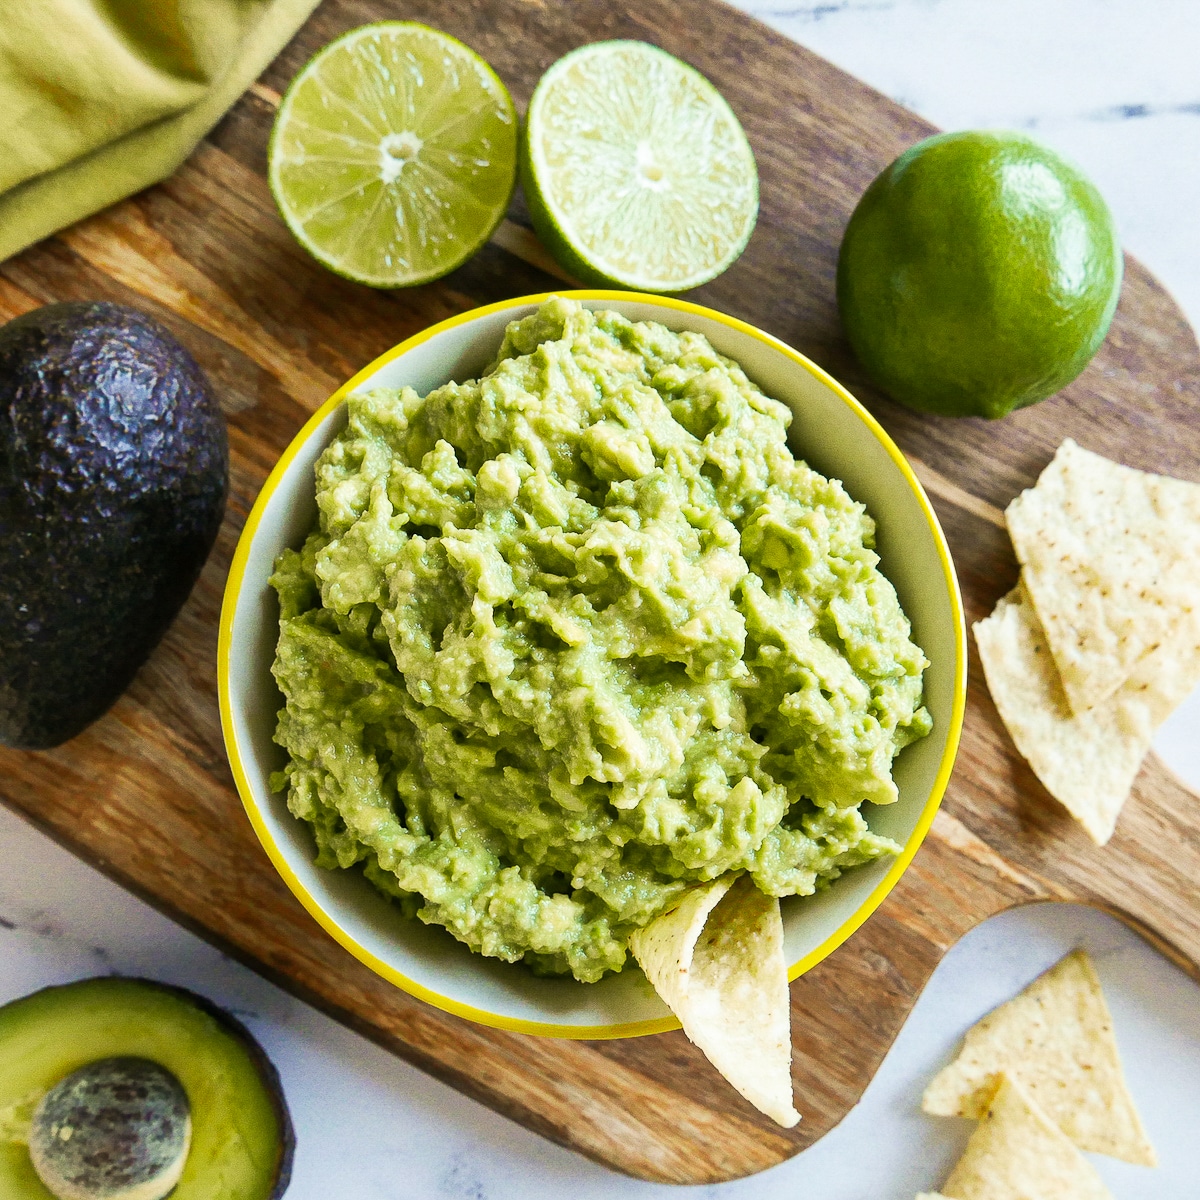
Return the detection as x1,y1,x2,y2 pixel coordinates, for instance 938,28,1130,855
0,0,321,263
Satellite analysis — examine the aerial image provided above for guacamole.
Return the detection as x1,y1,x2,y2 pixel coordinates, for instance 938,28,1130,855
269,298,931,982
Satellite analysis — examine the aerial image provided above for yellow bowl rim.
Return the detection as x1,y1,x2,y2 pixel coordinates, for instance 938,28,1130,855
218,289,967,1040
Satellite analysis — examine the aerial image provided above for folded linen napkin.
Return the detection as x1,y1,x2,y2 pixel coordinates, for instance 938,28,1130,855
0,0,321,262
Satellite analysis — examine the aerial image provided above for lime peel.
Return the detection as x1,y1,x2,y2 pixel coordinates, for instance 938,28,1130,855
836,129,1122,419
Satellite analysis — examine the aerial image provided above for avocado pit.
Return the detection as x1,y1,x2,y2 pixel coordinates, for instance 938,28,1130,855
29,1058,191,1200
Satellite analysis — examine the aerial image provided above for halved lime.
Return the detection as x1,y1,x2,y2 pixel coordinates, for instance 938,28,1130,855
268,23,518,288
521,41,758,293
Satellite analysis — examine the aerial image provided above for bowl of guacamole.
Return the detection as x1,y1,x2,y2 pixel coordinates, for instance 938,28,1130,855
219,293,966,1037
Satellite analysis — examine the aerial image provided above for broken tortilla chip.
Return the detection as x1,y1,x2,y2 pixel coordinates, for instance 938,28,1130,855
1006,439,1200,714
942,1075,1113,1200
629,874,800,1128
974,583,1200,844
923,950,1155,1166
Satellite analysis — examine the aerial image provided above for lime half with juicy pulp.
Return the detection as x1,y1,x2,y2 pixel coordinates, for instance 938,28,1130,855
521,41,758,292
268,22,518,288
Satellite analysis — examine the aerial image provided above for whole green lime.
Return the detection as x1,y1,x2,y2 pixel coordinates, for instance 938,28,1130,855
836,130,1122,419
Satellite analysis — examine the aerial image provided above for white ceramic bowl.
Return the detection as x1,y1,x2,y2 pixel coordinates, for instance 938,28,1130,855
219,291,966,1038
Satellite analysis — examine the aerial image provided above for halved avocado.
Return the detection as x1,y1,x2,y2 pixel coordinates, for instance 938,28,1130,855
0,978,293,1200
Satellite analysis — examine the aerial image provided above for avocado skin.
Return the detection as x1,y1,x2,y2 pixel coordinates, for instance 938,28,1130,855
0,302,228,749
0,977,295,1199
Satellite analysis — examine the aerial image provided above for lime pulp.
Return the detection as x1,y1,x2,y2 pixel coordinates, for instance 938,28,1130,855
521,41,759,293
268,22,518,288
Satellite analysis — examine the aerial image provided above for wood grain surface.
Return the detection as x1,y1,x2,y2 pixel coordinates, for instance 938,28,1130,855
3,0,1199,1185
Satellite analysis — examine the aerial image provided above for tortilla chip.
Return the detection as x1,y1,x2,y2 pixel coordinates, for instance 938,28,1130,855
942,1075,1113,1200
974,583,1200,844
1006,439,1200,714
923,950,1155,1166
629,874,800,1128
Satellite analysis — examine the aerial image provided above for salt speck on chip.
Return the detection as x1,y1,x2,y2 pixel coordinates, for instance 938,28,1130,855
974,583,1200,844
629,874,800,1128
1006,439,1200,714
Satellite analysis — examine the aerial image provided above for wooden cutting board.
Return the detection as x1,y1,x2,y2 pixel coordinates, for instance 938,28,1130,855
2,0,1198,1185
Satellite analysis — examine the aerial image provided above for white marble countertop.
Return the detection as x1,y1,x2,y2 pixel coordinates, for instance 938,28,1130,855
3,2,1199,1197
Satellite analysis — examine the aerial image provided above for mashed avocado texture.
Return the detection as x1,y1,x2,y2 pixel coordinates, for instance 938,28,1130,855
270,298,931,982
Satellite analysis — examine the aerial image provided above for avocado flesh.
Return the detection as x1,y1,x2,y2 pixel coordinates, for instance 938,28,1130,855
0,301,228,749
0,978,293,1200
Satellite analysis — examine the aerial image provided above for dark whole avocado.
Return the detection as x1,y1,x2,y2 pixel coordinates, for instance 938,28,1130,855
0,301,228,749
0,977,294,1200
